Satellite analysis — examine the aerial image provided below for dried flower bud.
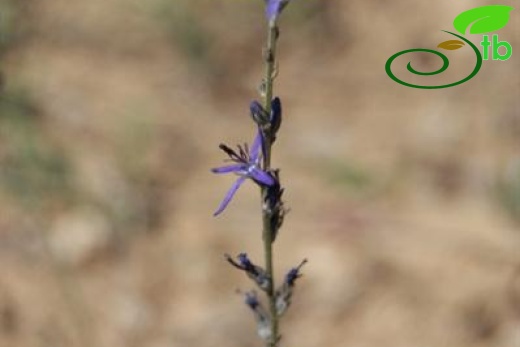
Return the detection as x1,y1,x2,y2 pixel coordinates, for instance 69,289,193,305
243,291,272,341
264,171,288,242
225,253,271,291
257,317,273,341
245,290,260,310
275,259,307,316
285,258,307,286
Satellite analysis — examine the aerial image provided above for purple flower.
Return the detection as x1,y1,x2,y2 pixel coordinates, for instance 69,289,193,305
265,0,292,22
212,131,276,216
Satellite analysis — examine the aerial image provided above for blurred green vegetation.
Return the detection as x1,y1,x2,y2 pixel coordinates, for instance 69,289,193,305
0,0,17,51
0,0,32,54
140,0,330,95
496,164,520,224
153,1,213,64
327,161,373,195
0,90,74,209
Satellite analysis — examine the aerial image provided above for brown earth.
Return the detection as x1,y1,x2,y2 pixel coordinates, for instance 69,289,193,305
0,0,519,346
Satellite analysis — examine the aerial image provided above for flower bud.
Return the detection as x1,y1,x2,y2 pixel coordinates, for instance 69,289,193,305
270,97,282,138
250,100,270,126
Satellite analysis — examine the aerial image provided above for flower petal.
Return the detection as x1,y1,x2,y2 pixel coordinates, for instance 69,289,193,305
211,164,245,174
249,167,276,186
249,130,264,161
266,0,290,21
266,0,282,21
213,176,247,216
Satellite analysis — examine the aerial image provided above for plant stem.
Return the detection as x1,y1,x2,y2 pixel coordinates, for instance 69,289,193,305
261,20,278,347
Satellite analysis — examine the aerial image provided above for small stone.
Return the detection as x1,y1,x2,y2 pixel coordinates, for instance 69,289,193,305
49,208,111,266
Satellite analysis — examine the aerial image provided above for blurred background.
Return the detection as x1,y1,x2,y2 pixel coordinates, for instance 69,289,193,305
0,0,519,346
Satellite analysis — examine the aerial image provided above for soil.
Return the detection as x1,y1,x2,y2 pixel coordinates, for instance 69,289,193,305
0,1,519,346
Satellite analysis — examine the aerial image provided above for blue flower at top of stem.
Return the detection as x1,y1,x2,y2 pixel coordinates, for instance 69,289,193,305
212,130,276,216
265,0,292,22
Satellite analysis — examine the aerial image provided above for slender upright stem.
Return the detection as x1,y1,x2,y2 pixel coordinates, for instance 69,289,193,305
261,20,279,347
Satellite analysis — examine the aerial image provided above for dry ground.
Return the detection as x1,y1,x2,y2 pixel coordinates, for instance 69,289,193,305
0,0,519,346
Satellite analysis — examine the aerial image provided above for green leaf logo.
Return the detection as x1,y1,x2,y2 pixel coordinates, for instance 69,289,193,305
453,5,514,35
437,40,465,50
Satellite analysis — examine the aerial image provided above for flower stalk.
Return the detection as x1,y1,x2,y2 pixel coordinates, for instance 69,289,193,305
212,2,303,346
261,20,280,347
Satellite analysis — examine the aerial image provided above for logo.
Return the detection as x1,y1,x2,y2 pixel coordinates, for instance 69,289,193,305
385,5,514,89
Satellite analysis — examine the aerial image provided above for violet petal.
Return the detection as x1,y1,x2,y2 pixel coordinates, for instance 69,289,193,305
213,176,247,216
212,164,245,174
249,130,263,161
266,0,283,21
249,167,275,186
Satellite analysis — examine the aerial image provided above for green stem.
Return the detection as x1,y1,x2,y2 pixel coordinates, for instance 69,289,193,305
261,20,278,347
